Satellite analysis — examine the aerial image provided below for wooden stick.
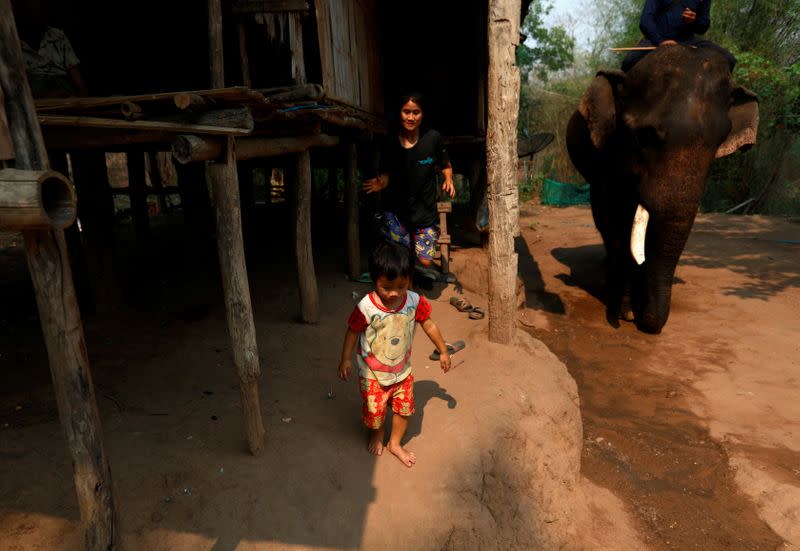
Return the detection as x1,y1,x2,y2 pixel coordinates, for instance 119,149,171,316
610,46,657,51
206,138,266,455
38,114,252,135
0,2,119,548
126,151,151,247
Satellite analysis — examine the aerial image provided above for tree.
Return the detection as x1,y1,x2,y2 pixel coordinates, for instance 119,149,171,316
516,0,576,82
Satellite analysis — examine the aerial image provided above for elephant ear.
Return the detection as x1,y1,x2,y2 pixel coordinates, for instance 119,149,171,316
715,86,759,158
577,69,625,149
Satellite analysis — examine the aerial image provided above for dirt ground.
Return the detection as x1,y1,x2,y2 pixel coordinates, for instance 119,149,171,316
513,203,800,550
0,200,798,550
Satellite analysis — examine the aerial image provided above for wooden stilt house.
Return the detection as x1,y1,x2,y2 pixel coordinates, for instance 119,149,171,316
0,0,526,547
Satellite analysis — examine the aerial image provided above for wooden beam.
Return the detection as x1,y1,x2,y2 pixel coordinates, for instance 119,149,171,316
345,142,359,280
232,0,308,13
261,83,324,102
43,129,173,151
295,149,319,322
37,114,252,135
206,138,266,454
35,87,267,112
486,0,522,344
0,2,119,548
172,133,339,163
0,168,77,229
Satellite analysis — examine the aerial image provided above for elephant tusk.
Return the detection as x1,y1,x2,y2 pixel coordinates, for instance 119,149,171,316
630,204,649,265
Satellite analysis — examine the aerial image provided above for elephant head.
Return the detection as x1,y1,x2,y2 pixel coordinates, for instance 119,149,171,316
567,45,759,333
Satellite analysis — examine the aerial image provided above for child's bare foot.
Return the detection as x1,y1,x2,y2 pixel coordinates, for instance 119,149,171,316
386,441,417,467
368,428,384,456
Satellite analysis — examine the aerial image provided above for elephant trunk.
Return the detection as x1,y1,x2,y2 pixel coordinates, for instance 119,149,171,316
630,204,649,265
635,215,697,334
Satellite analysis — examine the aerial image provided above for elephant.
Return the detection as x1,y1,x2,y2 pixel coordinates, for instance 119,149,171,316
566,44,759,333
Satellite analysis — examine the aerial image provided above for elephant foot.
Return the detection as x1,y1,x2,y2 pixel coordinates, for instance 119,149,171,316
620,299,635,322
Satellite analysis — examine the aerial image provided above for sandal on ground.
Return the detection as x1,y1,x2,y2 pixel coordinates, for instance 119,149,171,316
449,296,474,312
468,307,485,320
429,340,466,360
355,272,372,283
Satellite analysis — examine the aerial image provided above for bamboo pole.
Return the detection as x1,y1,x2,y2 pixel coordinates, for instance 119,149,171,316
486,0,521,344
207,139,266,454
345,142,360,280
0,168,77,229
0,1,120,548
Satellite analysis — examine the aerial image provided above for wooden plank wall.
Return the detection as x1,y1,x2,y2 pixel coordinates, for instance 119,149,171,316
315,0,382,114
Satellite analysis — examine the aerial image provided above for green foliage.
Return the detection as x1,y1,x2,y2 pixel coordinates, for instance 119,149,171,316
517,0,576,81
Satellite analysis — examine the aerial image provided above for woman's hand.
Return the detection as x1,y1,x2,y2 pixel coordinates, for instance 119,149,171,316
442,178,456,198
363,177,387,194
682,7,696,24
659,39,678,46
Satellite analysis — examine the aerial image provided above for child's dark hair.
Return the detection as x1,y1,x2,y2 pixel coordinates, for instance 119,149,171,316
369,241,413,283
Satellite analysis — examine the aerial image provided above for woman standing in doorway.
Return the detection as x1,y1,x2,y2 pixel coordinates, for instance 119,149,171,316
363,93,455,270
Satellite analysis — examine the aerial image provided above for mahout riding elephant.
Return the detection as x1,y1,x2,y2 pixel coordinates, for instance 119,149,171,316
566,45,759,333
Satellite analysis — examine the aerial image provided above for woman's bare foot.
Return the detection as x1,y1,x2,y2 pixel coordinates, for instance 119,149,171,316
368,427,384,456
386,441,417,467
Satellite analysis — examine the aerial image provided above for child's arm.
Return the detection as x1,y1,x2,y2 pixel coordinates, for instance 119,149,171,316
338,328,359,381
420,318,451,373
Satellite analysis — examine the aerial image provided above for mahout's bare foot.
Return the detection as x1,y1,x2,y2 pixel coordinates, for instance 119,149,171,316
368,427,384,456
386,441,417,467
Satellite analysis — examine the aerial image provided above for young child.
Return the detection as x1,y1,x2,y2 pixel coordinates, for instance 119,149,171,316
338,241,451,467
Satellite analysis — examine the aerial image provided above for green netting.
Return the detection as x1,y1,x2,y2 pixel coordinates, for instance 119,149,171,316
540,178,590,206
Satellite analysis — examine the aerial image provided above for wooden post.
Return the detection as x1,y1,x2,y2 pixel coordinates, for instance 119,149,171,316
288,13,306,84
126,151,151,248
486,0,521,344
295,149,319,322
0,1,120,548
205,6,265,453
208,0,224,88
238,22,251,87
345,142,360,280
207,139,266,455
147,152,168,213
437,201,452,274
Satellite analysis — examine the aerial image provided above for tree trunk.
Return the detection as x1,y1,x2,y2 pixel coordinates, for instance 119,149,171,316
486,0,521,344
